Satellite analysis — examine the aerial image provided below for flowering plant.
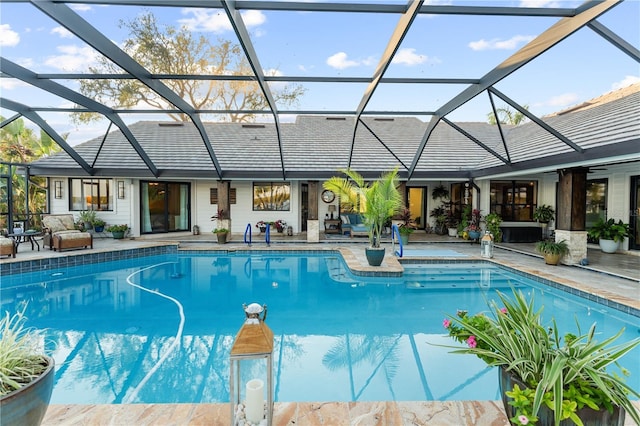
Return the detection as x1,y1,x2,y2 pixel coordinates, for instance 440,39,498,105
441,289,640,426
256,221,269,229
464,208,482,232
275,219,287,231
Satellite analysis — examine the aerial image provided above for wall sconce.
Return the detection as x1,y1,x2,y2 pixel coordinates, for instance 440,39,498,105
118,181,125,199
54,181,63,199
230,303,273,426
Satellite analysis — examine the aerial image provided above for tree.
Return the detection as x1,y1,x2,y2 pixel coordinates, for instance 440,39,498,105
487,105,529,125
0,117,62,229
74,11,306,123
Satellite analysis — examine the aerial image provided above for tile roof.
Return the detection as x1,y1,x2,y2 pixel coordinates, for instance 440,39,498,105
30,85,640,181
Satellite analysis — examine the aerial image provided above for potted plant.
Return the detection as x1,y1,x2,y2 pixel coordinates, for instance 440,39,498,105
92,218,106,233
255,221,269,233
533,205,555,224
211,208,230,235
535,239,569,265
587,218,630,253
77,210,97,230
212,228,229,244
484,212,503,242
465,208,483,241
1,304,55,426
274,219,287,233
106,224,129,239
431,184,450,200
323,167,403,266
396,208,416,245
429,205,447,235
441,289,640,426
445,211,459,237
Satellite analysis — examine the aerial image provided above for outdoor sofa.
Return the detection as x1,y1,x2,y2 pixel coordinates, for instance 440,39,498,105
340,214,369,237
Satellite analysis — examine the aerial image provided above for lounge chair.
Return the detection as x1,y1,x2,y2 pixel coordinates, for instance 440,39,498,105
0,236,17,258
42,214,93,252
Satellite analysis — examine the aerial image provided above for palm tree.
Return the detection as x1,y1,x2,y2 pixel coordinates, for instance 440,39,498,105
323,168,403,248
487,105,529,125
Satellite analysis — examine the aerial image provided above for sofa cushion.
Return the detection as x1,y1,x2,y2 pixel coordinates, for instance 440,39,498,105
340,215,350,224
58,232,90,241
0,237,14,247
43,216,66,233
346,214,363,225
59,215,76,230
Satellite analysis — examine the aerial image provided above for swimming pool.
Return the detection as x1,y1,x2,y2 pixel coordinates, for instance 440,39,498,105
1,252,638,404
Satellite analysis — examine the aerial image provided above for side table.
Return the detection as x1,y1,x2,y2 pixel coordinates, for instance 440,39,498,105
324,219,342,234
7,230,44,251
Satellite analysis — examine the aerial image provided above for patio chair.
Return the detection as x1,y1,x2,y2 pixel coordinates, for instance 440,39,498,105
0,236,17,258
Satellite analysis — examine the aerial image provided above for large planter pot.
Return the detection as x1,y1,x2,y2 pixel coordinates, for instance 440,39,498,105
499,367,625,426
111,231,125,239
0,355,55,426
448,228,458,237
468,230,481,240
216,232,228,244
399,233,409,245
598,239,619,253
365,247,386,266
543,253,562,265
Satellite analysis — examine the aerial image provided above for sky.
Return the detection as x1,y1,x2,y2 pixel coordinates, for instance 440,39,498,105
1,0,639,146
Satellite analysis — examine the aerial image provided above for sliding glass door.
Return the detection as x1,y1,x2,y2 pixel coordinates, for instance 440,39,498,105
140,181,190,234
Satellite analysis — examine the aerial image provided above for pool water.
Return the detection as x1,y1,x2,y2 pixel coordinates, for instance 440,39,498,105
1,253,638,404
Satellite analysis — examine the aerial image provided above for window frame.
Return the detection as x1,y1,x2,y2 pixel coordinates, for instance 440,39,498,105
252,182,291,211
489,180,538,222
69,178,114,211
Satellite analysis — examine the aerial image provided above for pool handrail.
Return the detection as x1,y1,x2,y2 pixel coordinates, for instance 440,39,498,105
392,224,403,257
265,223,271,246
244,223,252,246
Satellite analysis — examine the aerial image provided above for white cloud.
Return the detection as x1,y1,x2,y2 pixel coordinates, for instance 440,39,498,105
392,48,427,66
70,4,92,12
0,78,28,90
179,8,266,33
0,24,20,47
51,26,73,39
469,35,535,51
44,45,99,72
327,52,361,70
612,75,640,90
544,93,580,108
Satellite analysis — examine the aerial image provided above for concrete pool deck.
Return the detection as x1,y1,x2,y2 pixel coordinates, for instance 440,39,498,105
3,232,638,425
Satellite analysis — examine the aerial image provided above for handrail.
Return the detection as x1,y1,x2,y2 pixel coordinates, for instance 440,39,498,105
265,223,271,246
392,224,403,257
244,223,252,246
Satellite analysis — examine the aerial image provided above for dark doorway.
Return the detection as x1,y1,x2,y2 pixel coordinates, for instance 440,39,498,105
630,175,640,250
301,183,308,232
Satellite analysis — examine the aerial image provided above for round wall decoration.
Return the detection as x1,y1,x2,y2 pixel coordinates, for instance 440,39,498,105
321,190,335,203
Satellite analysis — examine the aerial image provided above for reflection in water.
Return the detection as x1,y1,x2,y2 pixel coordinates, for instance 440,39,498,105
1,255,638,404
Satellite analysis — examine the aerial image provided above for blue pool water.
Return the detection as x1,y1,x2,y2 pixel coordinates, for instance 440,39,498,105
1,252,638,404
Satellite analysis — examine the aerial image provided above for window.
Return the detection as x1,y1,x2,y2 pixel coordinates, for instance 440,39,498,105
70,178,113,211
586,178,607,229
253,183,290,211
490,181,537,221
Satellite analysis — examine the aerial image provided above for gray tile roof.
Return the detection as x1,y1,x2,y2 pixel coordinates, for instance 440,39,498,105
30,86,640,181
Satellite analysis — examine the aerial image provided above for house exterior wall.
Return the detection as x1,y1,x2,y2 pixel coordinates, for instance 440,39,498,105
44,162,638,252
